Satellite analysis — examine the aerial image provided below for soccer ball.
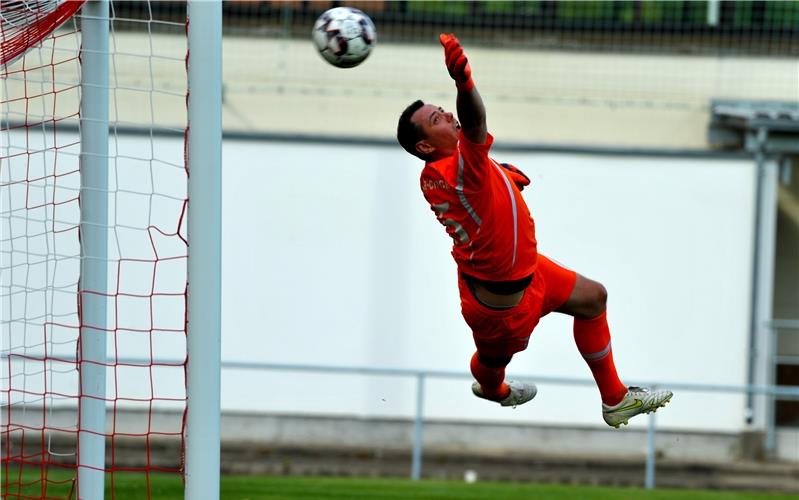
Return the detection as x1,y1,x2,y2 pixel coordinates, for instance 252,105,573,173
312,7,376,68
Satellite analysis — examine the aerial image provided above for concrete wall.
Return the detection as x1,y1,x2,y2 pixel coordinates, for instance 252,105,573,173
3,131,758,433
8,407,798,466
219,139,756,432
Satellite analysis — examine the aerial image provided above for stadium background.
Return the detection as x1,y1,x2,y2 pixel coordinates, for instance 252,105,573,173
95,0,799,485
3,0,798,492
211,0,798,485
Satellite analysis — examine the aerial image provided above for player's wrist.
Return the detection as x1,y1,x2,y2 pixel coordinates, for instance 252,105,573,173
456,78,475,92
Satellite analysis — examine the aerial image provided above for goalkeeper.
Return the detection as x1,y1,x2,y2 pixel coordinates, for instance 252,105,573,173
396,34,672,427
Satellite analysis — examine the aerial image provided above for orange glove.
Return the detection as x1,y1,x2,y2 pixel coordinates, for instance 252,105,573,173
439,33,474,91
500,163,531,191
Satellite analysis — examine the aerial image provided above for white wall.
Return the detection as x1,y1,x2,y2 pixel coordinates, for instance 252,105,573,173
2,130,757,432
220,139,756,432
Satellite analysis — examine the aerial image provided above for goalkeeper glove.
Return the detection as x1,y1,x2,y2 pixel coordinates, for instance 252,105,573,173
439,33,474,92
500,163,531,191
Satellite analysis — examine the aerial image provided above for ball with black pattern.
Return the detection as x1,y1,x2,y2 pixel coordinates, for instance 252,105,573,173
312,7,376,69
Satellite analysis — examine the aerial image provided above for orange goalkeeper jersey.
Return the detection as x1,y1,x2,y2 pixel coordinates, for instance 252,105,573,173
420,131,538,282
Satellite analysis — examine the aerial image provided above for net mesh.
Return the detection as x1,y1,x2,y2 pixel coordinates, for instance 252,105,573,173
1,2,188,498
0,0,85,68
110,0,799,148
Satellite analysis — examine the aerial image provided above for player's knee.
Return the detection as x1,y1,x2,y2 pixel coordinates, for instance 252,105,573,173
478,353,512,368
585,281,607,318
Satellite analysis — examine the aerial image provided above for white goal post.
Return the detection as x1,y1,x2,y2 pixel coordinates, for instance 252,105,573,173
77,2,110,497
1,1,222,498
185,1,223,499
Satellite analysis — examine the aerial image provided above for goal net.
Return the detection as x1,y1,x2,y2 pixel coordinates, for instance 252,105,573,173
215,1,797,148
2,1,193,497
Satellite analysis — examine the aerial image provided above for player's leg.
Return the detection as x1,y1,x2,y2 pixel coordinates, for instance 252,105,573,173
458,275,537,407
544,260,672,427
470,351,537,406
535,257,626,404
470,352,511,399
555,274,628,407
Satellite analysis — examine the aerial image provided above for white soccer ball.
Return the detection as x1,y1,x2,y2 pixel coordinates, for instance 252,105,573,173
312,7,376,68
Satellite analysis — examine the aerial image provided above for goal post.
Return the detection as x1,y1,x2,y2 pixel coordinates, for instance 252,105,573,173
1,1,223,497
184,1,223,499
77,2,110,498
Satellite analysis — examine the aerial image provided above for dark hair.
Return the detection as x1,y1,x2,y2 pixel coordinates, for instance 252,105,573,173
396,99,430,161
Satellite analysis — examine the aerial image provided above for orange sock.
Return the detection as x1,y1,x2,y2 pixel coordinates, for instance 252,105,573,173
470,352,510,400
573,311,628,406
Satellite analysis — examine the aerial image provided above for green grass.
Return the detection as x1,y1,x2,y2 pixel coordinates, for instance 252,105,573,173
5,473,796,500
218,477,796,500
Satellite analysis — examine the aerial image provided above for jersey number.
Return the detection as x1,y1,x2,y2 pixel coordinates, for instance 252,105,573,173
432,202,470,244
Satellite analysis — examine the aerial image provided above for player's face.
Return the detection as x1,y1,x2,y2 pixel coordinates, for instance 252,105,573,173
411,104,460,159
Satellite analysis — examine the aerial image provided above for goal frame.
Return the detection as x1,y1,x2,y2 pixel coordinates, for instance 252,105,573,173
67,1,222,498
184,2,223,499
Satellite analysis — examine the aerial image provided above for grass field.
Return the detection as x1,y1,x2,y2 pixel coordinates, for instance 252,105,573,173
5,474,797,500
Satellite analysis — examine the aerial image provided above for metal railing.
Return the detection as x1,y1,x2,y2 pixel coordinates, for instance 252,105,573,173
3,354,798,488
219,359,799,489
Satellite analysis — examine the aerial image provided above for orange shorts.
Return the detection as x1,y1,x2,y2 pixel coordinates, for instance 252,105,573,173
458,255,577,359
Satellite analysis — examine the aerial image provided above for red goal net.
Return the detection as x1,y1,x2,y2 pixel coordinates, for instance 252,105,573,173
2,2,189,498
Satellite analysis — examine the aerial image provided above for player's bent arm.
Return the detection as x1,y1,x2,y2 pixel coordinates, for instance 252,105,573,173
457,86,487,145
440,33,487,145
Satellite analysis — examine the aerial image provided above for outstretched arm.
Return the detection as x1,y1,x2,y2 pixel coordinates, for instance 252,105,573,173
440,33,487,145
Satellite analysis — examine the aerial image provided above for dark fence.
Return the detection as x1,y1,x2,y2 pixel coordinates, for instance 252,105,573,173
109,1,799,55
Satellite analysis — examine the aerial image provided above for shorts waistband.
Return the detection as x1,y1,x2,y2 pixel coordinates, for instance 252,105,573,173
461,272,533,295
